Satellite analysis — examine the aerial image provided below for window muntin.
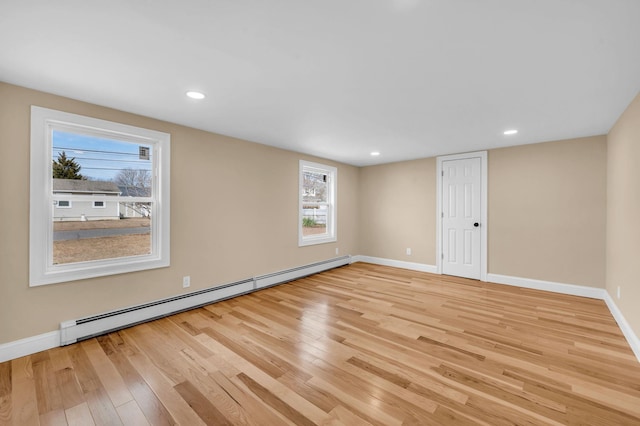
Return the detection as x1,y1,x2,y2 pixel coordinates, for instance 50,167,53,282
299,160,336,246
30,106,170,286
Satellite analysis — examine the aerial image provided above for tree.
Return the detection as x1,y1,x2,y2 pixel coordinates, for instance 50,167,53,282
115,168,152,218
302,170,327,203
52,151,85,179
115,168,152,196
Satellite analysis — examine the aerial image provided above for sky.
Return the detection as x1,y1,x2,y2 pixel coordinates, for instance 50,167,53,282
52,130,153,181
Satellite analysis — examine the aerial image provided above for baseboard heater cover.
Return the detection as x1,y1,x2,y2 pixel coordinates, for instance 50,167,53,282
254,255,351,289
60,255,351,346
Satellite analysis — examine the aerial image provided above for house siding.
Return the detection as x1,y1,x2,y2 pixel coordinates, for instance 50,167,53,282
54,200,120,221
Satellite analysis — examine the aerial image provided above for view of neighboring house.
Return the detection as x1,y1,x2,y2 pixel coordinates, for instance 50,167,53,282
117,184,151,218
53,179,121,221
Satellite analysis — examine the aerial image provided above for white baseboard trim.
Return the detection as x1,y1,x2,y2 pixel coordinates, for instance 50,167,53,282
352,255,438,274
603,292,640,362
486,273,607,300
0,330,60,363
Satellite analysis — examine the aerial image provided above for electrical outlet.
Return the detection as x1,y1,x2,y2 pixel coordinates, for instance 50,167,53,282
617,286,621,299
183,276,191,288
406,248,412,256
335,247,339,255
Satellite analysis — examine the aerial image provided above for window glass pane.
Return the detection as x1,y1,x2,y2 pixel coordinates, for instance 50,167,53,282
52,202,152,265
302,204,327,237
52,130,153,195
302,170,327,203
50,129,154,265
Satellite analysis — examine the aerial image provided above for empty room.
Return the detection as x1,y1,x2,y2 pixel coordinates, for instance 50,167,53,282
1,1,640,425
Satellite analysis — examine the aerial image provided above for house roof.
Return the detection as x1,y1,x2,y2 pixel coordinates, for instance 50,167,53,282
118,185,152,197
53,179,121,194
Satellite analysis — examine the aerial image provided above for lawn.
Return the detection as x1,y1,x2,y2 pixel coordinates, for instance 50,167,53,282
53,218,151,264
53,217,150,231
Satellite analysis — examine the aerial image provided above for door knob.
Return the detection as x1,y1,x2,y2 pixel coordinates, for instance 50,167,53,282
473,222,479,227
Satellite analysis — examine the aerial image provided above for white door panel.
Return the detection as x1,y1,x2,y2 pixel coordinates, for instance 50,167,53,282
442,157,482,279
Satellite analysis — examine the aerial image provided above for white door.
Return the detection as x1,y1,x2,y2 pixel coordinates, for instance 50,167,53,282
441,157,482,279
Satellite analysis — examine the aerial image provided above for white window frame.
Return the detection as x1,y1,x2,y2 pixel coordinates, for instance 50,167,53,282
56,200,72,209
30,106,171,286
92,200,106,209
298,160,337,246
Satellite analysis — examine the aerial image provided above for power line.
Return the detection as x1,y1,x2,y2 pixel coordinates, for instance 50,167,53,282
53,146,150,157
80,167,152,171
59,156,151,164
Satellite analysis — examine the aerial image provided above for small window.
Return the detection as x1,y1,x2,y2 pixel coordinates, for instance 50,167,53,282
30,106,170,286
299,160,337,246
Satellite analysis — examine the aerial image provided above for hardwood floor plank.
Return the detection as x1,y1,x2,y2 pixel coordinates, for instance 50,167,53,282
31,352,63,416
115,400,149,426
201,326,290,379
326,404,374,426
81,339,133,408
3,263,640,425
125,322,187,386
66,344,122,426
174,380,232,426
177,348,259,426
65,402,95,426
0,395,10,426
310,357,437,423
122,346,206,426
54,366,84,411
277,371,340,414
98,334,176,426
38,409,67,426
198,329,331,424
46,348,73,374
206,368,293,426
12,356,41,426
235,373,316,426
434,363,568,422
0,362,11,399
306,375,402,426
0,362,11,426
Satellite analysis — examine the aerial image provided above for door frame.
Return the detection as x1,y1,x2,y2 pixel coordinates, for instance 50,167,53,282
436,151,488,281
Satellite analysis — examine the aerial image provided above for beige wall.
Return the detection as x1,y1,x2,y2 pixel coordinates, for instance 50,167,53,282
357,137,607,289
489,136,607,287
0,83,360,343
358,158,437,264
607,92,640,339
0,81,621,347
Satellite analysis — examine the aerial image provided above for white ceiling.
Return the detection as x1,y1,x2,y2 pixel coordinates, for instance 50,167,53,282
2,0,639,166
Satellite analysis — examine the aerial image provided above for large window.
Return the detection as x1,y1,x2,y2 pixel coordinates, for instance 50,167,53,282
30,106,170,286
299,160,336,246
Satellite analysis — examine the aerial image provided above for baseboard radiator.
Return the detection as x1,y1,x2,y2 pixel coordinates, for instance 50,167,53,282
60,255,351,345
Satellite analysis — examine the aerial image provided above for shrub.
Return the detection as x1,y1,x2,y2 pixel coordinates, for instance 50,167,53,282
303,217,317,227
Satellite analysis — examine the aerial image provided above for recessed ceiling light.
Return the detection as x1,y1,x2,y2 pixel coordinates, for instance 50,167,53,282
503,129,518,135
186,91,205,100
370,151,381,156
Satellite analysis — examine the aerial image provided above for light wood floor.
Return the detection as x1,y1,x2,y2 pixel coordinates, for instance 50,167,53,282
2,263,640,425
